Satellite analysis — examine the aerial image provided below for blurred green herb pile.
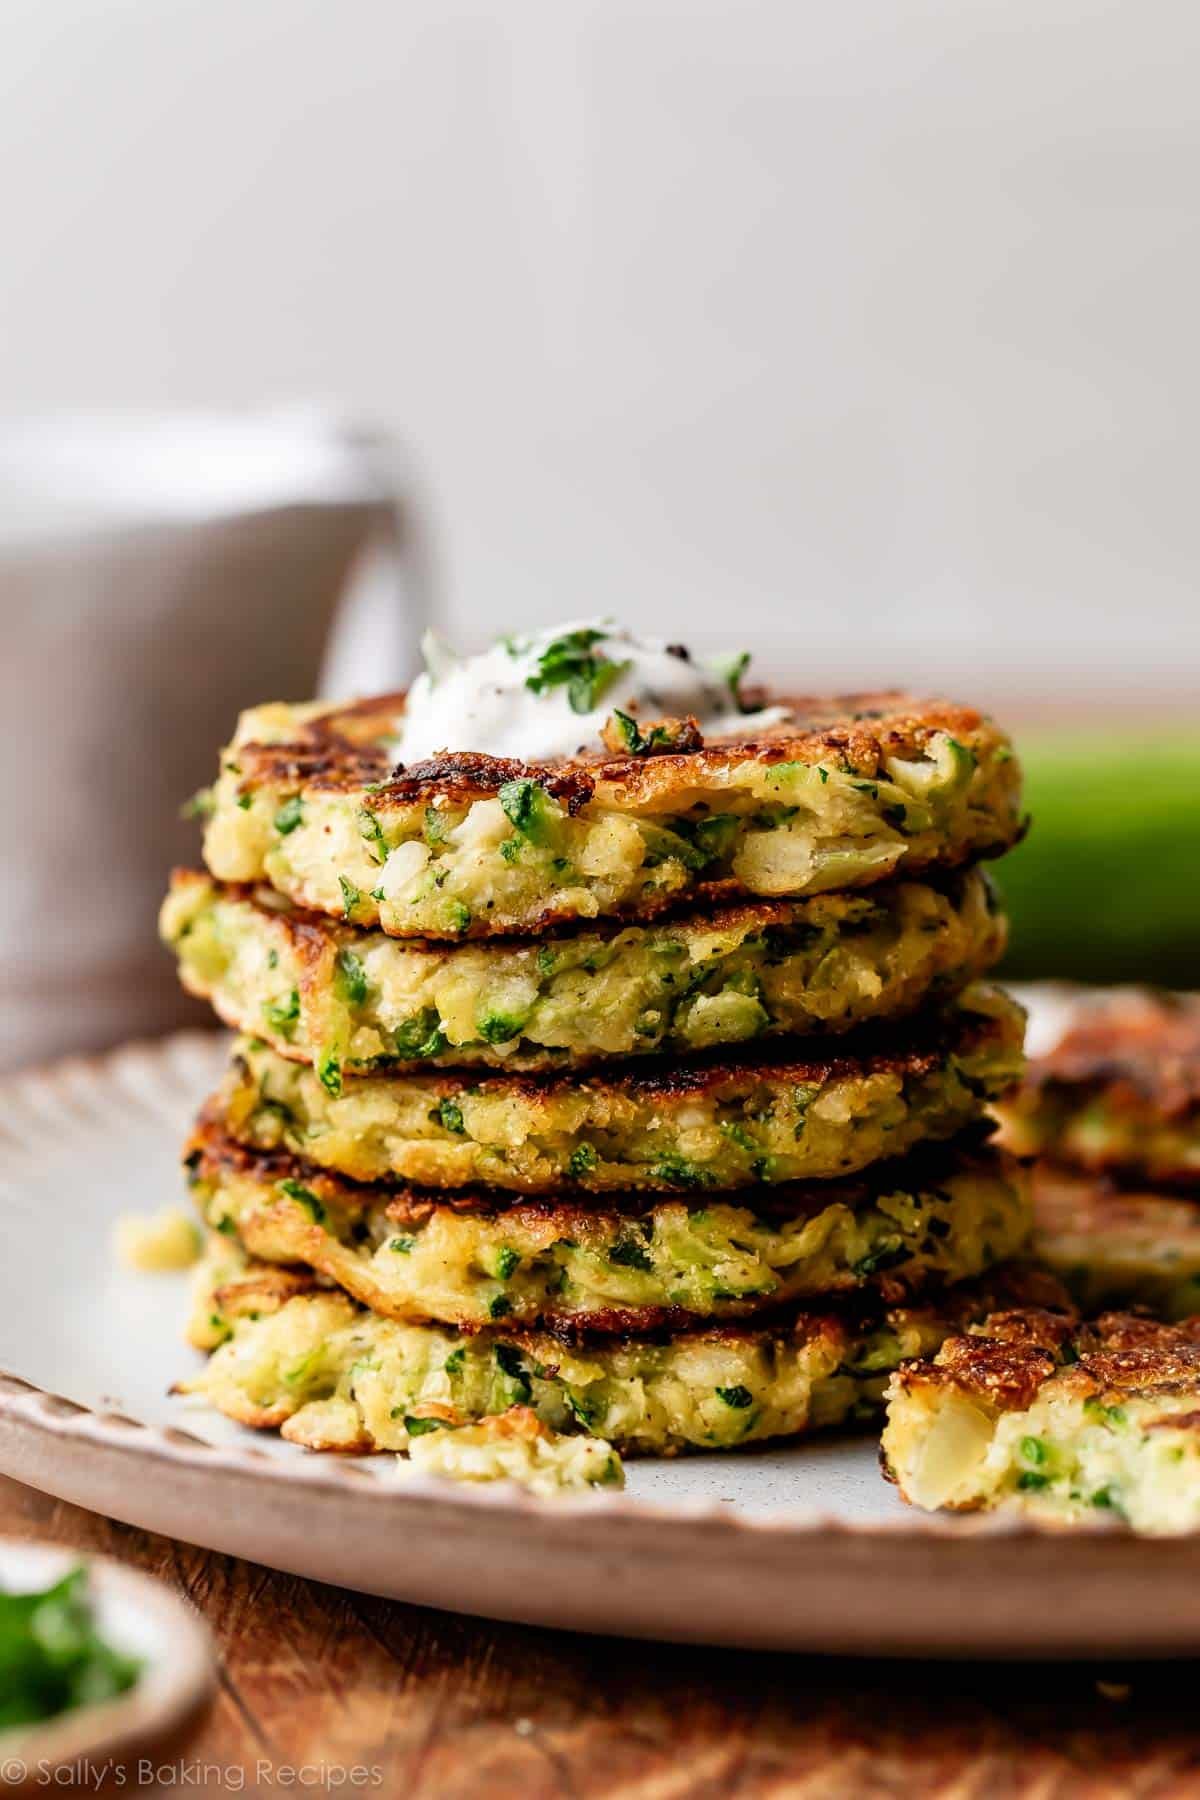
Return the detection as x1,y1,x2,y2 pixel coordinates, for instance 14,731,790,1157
998,731,1200,987
0,1566,141,1729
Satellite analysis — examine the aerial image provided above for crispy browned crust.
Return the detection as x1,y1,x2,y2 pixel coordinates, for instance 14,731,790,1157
528,1261,1067,1355
213,1263,325,1317
176,863,1017,951
229,690,1001,806
893,1299,1200,1417
197,1250,1060,1359
187,1108,1005,1230
1022,990,1200,1121
169,864,984,955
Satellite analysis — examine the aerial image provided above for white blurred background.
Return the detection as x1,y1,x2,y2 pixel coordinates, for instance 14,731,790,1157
2,0,1198,703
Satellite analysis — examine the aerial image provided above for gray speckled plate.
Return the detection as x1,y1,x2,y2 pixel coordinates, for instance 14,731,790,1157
2,1015,1199,1658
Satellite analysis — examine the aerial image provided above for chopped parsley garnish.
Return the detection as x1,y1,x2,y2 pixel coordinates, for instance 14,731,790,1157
1084,1400,1128,1429
566,1142,598,1179
0,1567,142,1728
649,1155,715,1190
403,1415,446,1436
444,1348,466,1374
335,947,368,1006
606,710,700,757
338,875,362,919
393,1008,448,1060
715,1385,753,1409
498,778,556,844
477,1009,525,1045
263,989,301,1039
494,1342,531,1400
357,807,388,863
316,1046,342,1097
712,650,751,707
441,899,472,934
494,1247,520,1281
274,795,304,835
524,627,630,715
437,1097,465,1134
388,1236,415,1254
609,1238,653,1272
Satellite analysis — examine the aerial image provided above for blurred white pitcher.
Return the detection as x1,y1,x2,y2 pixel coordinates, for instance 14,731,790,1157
0,412,425,1071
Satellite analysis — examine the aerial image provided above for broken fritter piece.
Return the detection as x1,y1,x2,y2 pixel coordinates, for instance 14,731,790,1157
401,1406,624,1496
883,1302,1200,1533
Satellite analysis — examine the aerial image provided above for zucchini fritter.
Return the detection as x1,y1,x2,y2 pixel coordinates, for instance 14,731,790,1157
884,1303,1200,1534
186,1117,1031,1331
162,867,1005,1079
181,1238,1054,1457
219,984,1025,1192
999,988,1200,1190
1032,1164,1200,1320
200,692,1022,940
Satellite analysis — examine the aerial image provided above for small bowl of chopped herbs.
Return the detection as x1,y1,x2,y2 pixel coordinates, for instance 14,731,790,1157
0,1540,214,1786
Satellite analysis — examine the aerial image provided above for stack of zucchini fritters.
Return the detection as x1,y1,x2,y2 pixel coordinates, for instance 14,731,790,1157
162,654,1034,1481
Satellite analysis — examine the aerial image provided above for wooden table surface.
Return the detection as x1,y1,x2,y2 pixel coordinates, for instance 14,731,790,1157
5,1476,1200,1796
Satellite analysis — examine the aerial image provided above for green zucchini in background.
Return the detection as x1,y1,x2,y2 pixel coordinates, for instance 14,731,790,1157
996,732,1200,986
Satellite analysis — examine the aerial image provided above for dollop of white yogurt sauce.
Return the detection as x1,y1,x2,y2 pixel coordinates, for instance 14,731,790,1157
391,619,791,763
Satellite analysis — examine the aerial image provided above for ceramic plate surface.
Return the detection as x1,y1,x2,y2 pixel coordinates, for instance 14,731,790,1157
2,1006,1199,1659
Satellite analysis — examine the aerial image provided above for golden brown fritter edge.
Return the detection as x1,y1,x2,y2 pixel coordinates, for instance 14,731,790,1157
187,1107,1009,1229
222,983,1021,1109
888,1304,1200,1420
200,1247,1065,1360
226,689,1012,810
